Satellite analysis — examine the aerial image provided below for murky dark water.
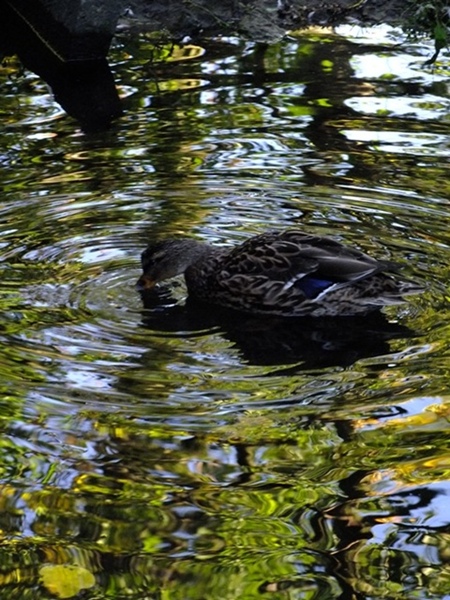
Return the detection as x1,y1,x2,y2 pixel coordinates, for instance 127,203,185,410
1,24,450,599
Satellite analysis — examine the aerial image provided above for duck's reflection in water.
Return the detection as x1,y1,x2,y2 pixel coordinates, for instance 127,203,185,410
139,286,415,371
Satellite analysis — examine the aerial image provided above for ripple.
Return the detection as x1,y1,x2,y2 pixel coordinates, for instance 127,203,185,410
70,266,142,323
2,31,450,598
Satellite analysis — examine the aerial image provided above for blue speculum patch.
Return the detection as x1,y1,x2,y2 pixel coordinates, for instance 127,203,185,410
295,277,334,299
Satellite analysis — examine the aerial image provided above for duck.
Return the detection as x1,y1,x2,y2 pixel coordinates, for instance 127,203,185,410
137,229,422,317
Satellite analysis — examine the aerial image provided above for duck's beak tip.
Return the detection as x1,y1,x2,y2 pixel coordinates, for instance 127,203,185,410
136,275,156,291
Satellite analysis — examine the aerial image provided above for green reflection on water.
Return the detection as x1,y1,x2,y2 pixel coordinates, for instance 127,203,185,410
0,27,449,600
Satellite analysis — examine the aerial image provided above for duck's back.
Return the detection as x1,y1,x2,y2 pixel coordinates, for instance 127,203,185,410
185,230,420,316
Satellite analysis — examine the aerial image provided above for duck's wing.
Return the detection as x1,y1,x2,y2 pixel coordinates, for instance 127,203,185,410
220,230,394,287
190,230,417,316
202,230,397,313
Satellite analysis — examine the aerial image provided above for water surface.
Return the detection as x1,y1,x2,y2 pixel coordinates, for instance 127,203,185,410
1,25,450,599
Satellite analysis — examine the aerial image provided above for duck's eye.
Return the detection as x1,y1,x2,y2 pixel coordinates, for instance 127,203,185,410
141,249,167,269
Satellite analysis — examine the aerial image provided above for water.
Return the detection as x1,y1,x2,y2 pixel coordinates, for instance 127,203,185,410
1,24,450,599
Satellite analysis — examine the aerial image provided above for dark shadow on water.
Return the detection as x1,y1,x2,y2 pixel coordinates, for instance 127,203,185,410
139,287,415,371
0,1,122,132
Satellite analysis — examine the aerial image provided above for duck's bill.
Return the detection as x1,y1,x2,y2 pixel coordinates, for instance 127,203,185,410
136,275,156,291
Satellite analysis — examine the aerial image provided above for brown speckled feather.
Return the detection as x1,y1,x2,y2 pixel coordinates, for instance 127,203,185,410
217,230,391,281
139,230,422,317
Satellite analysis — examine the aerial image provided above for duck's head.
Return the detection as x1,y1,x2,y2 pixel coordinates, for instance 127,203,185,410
136,238,207,290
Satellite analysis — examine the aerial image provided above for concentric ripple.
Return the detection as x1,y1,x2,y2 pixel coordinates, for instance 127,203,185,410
3,27,450,600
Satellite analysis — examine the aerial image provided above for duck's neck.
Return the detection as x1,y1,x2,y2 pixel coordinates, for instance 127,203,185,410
167,239,216,276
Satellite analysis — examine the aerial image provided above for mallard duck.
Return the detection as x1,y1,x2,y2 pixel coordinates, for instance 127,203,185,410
137,230,422,317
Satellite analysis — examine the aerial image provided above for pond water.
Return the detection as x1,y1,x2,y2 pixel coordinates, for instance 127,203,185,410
1,23,450,599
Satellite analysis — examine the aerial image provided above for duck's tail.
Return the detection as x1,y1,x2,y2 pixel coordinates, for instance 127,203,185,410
366,277,424,307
